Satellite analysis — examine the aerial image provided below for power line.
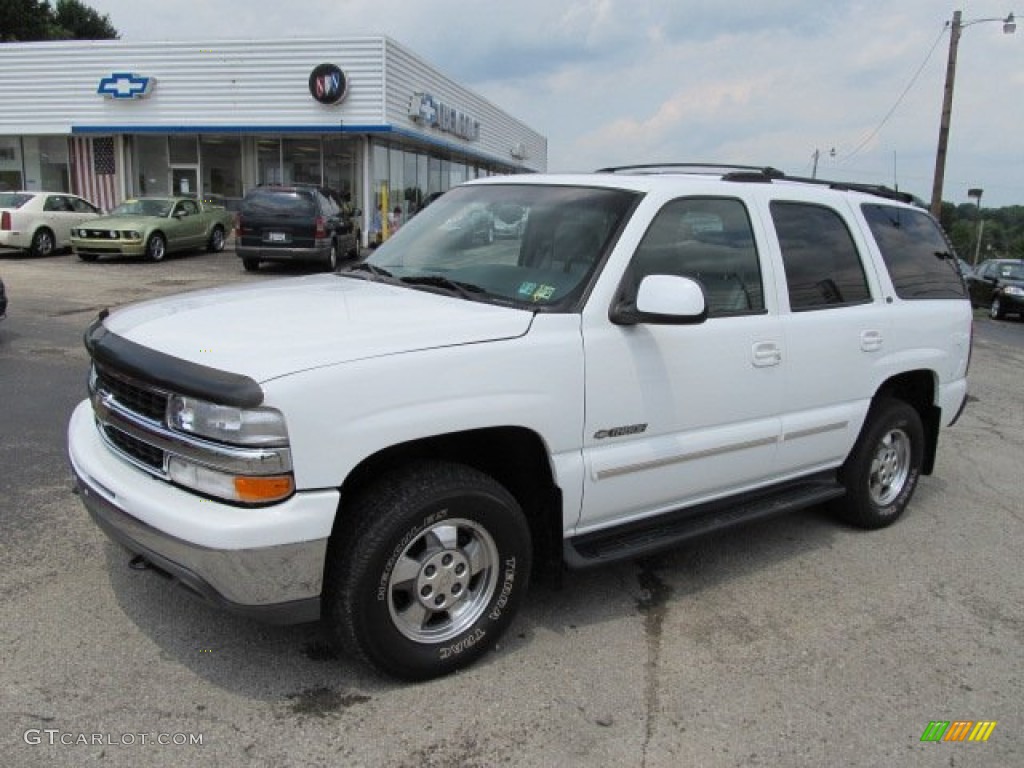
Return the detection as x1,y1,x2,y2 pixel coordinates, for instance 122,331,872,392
838,23,948,164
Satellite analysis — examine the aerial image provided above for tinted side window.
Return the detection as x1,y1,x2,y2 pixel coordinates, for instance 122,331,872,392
629,197,764,316
861,204,966,299
771,202,870,311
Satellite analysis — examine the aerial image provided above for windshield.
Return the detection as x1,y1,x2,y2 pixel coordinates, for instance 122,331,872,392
354,184,638,309
110,199,173,217
995,263,1024,280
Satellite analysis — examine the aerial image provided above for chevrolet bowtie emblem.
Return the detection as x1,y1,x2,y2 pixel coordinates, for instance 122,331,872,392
97,73,155,99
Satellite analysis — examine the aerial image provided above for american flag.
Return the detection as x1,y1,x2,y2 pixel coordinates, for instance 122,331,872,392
71,136,120,212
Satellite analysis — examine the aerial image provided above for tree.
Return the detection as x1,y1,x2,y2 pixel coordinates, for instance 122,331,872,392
0,0,117,42
52,0,117,39
0,0,53,41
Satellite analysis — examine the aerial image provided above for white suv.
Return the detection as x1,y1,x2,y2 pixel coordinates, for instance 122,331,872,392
68,165,972,680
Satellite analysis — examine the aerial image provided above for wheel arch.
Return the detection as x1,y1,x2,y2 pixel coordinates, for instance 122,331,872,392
333,426,564,578
873,370,940,475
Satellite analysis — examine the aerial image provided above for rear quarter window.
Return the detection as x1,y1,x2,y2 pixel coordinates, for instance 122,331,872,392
0,192,33,208
860,204,966,299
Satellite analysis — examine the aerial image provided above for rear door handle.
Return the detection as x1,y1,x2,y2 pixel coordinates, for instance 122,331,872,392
861,330,883,352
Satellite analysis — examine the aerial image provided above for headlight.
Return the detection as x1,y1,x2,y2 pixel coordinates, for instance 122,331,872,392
166,394,289,447
125,230,141,240
1003,286,1024,297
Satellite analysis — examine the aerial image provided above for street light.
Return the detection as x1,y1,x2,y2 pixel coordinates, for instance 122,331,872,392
929,10,1016,218
967,187,985,266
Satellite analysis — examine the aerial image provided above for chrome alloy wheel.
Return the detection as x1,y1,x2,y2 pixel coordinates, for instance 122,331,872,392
868,428,911,506
387,518,499,643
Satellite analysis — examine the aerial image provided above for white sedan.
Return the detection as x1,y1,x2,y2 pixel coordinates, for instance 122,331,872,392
0,191,102,256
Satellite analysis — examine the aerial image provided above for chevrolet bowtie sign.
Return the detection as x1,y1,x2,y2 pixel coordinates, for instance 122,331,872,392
97,73,155,99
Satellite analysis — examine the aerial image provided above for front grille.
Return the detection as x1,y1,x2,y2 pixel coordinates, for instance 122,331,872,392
81,230,121,239
103,425,165,471
77,246,123,254
96,367,168,422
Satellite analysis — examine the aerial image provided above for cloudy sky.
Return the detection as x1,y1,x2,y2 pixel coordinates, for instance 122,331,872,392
85,0,1022,207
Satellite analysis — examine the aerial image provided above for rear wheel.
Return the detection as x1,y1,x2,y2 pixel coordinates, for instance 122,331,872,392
326,242,338,271
146,233,166,262
207,226,226,253
30,228,55,257
833,398,923,529
242,258,259,272
323,461,532,680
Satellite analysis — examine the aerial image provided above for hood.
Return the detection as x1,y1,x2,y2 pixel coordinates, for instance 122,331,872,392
82,214,161,230
101,274,535,382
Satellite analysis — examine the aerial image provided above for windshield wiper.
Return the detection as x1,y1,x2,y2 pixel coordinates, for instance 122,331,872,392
341,263,395,280
400,275,488,300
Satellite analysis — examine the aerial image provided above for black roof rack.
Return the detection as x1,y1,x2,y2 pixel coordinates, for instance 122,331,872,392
779,175,917,204
593,163,916,203
595,163,784,180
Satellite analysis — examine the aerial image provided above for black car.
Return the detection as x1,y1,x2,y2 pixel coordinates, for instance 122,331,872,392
235,184,360,272
966,258,1024,320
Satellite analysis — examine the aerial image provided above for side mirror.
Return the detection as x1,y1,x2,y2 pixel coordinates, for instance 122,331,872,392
610,274,708,326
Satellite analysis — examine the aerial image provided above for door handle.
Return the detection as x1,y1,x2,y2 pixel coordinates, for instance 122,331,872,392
752,341,782,367
860,330,883,352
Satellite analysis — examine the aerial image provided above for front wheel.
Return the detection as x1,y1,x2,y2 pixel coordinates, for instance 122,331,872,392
833,399,924,529
990,297,1005,320
323,461,532,680
146,233,166,262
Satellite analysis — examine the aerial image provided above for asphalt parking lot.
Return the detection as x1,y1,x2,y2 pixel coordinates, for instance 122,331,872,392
1,246,1022,767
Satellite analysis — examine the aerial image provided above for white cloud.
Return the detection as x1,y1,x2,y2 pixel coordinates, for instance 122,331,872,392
80,0,1024,205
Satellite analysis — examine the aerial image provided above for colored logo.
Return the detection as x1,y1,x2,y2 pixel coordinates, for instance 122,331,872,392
97,72,155,99
308,63,348,105
920,720,997,742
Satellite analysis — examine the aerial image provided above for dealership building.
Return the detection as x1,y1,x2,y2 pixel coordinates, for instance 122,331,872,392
0,36,547,243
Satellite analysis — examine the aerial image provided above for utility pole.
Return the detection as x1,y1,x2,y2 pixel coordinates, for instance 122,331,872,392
931,11,962,218
930,11,1015,218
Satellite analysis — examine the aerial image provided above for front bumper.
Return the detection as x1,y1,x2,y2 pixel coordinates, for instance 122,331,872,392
68,401,338,624
72,239,147,257
996,291,1024,313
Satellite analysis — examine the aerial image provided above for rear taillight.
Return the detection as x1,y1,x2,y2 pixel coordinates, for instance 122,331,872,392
315,216,327,238
234,213,244,236
1,211,10,231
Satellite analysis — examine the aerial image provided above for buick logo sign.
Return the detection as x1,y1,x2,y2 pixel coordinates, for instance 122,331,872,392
308,63,348,105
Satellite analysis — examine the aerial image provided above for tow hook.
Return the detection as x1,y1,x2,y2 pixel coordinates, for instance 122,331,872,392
129,554,150,571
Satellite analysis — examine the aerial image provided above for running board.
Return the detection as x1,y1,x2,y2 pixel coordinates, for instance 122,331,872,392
564,475,845,568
